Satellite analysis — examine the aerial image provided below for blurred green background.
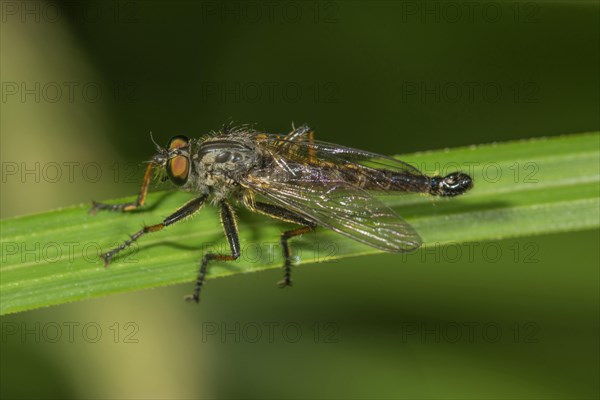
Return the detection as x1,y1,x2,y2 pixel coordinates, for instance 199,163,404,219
1,1,598,399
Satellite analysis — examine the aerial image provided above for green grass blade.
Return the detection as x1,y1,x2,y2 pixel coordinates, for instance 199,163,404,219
1,132,598,315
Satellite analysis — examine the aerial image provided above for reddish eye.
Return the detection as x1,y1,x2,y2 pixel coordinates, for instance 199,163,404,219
168,136,188,151
166,135,190,186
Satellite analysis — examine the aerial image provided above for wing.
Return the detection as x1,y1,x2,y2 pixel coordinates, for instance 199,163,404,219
256,131,430,193
241,133,423,252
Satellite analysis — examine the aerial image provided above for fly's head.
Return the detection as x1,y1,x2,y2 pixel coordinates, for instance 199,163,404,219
151,135,194,188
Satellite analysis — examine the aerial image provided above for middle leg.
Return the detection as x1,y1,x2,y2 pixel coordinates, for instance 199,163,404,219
185,200,241,303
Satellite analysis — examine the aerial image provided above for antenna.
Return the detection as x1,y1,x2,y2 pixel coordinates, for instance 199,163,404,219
149,131,163,152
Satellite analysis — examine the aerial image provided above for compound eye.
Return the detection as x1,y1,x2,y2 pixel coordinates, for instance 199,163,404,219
166,135,190,186
167,135,189,151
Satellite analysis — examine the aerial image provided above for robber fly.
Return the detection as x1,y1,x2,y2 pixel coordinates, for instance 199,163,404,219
90,124,473,303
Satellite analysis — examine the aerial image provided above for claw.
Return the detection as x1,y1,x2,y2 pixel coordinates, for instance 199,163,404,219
184,294,199,304
101,253,113,268
89,201,100,216
277,279,293,288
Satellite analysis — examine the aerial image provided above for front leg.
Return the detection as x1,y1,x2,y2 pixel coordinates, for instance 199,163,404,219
90,161,155,214
101,195,207,266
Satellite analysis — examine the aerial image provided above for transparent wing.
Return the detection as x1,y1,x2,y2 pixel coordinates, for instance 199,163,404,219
242,133,423,252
